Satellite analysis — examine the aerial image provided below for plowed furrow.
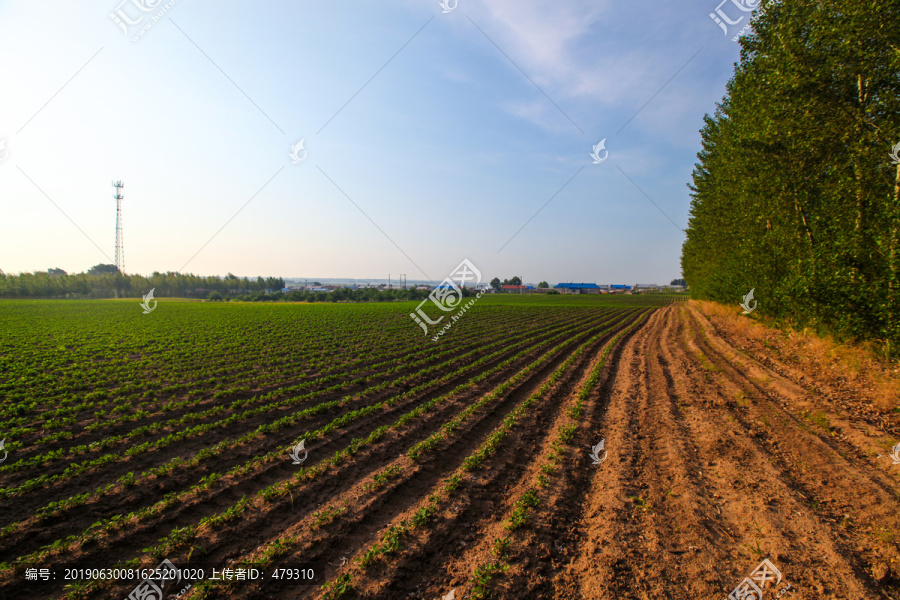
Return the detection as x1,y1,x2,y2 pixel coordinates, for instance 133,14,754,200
44,314,630,600
674,307,890,598
0,316,617,600
206,313,641,600
334,317,641,600
0,313,592,563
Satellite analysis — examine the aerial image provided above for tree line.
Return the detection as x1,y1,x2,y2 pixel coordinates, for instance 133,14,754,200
682,0,900,351
0,265,479,303
0,265,285,299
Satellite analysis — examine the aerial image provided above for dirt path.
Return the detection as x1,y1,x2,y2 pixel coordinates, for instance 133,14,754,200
306,304,900,600
550,305,900,600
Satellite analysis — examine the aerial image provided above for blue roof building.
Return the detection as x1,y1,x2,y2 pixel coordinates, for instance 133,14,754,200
554,283,602,294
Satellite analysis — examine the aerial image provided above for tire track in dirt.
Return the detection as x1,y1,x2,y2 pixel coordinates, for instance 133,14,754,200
676,307,899,597
655,308,867,597
557,307,674,599
687,306,900,502
546,304,880,599
694,303,900,439
553,306,733,599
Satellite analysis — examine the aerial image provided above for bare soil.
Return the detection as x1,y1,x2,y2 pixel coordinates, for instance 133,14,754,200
310,305,900,599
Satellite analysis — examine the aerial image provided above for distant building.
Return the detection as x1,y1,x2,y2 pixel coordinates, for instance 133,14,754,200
634,283,659,291
609,284,632,293
501,285,530,293
554,283,602,295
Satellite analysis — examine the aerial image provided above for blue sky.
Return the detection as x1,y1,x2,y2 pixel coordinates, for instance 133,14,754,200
0,0,744,285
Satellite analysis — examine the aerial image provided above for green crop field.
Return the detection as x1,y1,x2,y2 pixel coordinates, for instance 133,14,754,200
0,294,682,599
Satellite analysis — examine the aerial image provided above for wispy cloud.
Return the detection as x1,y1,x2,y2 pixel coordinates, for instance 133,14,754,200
477,0,608,82
465,0,705,134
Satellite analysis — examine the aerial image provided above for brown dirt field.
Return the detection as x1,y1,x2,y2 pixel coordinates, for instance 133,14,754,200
301,305,900,600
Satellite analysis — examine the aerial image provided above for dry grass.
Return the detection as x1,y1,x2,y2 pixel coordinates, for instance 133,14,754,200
691,300,900,413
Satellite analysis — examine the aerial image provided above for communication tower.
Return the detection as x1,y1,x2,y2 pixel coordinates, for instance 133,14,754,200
113,180,125,273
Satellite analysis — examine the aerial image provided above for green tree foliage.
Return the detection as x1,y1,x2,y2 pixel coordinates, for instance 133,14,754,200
538,281,550,288
0,269,432,304
670,279,686,287
682,0,900,348
0,270,283,299
87,264,119,275
490,277,502,292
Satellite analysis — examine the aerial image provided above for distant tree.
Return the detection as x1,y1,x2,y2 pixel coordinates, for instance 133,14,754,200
501,276,522,286
490,277,501,292
48,268,67,277
208,291,224,301
538,281,549,288
87,264,118,276
670,278,686,287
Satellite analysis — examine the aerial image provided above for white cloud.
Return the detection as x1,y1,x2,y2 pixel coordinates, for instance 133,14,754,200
461,0,713,138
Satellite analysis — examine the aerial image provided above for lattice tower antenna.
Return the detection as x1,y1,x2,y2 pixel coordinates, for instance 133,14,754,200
113,180,125,272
